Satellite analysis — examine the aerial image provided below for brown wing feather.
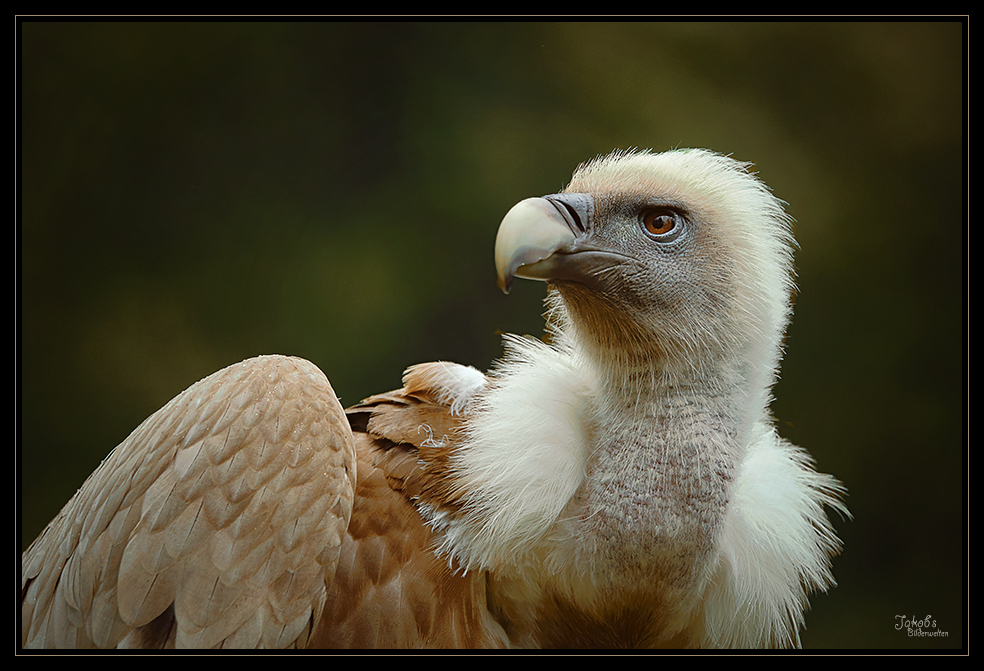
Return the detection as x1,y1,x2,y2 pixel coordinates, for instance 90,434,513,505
21,355,356,649
310,363,508,648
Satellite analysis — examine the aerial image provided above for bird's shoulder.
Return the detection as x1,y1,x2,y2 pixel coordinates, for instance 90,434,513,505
310,361,510,648
347,361,486,511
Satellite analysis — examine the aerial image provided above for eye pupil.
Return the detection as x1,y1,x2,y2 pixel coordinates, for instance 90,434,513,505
643,210,677,236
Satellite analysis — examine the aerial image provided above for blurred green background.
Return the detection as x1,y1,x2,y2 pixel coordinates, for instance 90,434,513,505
19,21,964,649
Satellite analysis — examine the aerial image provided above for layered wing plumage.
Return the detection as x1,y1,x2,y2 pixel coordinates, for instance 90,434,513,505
21,356,507,649
22,356,357,649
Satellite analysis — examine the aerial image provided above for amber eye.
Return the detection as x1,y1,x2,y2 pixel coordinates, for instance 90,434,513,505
641,209,679,237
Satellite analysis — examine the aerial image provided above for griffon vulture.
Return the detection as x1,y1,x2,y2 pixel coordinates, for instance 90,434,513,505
21,148,847,649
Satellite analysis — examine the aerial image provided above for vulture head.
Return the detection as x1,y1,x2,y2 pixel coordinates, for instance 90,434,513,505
496,148,793,402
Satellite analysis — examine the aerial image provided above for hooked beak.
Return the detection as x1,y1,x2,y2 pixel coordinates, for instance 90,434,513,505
494,193,594,293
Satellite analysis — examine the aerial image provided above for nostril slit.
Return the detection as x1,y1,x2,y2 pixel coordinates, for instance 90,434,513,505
560,202,586,233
